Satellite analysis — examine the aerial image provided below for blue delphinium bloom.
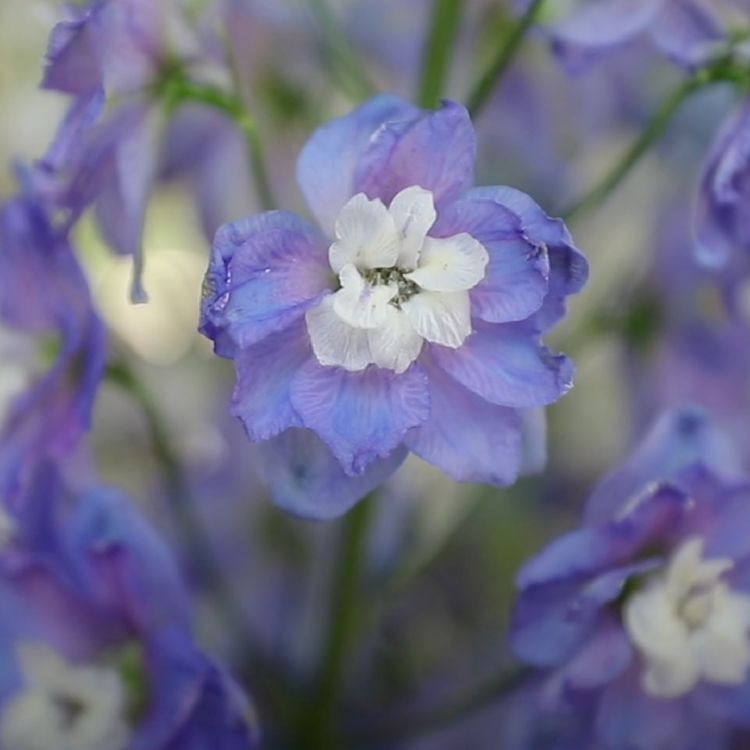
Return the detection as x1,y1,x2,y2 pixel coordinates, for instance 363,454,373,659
515,0,731,73
0,463,258,750
200,94,588,519
510,407,750,750
0,171,105,503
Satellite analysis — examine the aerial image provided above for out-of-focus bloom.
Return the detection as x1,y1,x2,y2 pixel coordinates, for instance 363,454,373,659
0,463,258,750
200,94,587,519
694,96,750,271
38,0,225,301
515,0,734,73
511,407,750,750
0,170,105,502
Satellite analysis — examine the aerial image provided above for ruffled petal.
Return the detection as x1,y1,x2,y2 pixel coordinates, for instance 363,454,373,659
296,94,419,236
229,320,310,441
305,296,373,371
333,265,396,329
290,361,430,475
388,186,437,269
367,306,424,374
255,428,408,521
354,100,476,209
329,193,400,272
405,234,488,292
430,320,573,408
401,290,471,347
403,352,522,484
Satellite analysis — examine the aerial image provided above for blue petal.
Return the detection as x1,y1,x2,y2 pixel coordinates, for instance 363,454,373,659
584,406,744,524
256,428,408,520
354,99,476,209
290,362,430,476
430,320,574,408
651,0,723,67
230,319,310,441
432,194,550,323
201,212,330,350
296,94,419,235
403,352,522,485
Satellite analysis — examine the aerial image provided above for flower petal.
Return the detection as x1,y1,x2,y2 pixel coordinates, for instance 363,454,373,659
367,306,424,374
388,185,437,269
255,428,408,520
430,320,573,408
401,290,471,348
290,360,430,475
220,225,331,349
333,264,396,329
354,100,476,209
651,0,723,67
405,234,488,292
229,320,310,441
296,94,419,236
404,352,522,484
306,296,373,371
330,194,400,272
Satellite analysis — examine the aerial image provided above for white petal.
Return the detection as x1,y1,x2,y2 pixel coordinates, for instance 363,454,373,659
401,290,471,348
306,296,373,371
332,264,396,329
388,186,436,269
329,193,400,272
405,233,489,292
368,307,424,374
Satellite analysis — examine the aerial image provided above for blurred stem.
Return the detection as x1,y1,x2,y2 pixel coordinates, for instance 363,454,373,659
418,0,464,109
560,74,704,221
303,497,374,747
167,79,275,211
104,360,293,714
466,0,546,118
348,664,531,746
308,0,377,101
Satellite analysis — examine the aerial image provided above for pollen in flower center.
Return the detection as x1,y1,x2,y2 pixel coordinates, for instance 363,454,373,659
305,186,489,374
624,537,750,698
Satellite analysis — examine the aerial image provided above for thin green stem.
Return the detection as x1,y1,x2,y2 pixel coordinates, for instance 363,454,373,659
166,79,275,211
560,74,703,221
466,0,546,118
303,497,374,748
418,0,465,109
308,0,377,101
347,664,531,746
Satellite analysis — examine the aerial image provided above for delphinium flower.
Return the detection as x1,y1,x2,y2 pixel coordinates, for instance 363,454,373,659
514,0,738,73
200,94,588,519
510,406,750,750
0,169,105,502
0,462,258,750
38,0,228,301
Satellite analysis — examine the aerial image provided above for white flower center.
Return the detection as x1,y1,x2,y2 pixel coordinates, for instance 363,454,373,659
624,537,750,698
306,186,489,373
0,643,131,750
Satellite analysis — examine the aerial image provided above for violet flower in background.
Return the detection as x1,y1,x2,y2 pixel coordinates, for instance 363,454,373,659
511,407,750,750
200,94,588,519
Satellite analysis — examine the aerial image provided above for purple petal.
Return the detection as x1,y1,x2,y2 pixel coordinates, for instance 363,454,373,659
431,194,550,323
651,0,723,67
290,362,430,475
584,406,744,525
403,352,522,485
354,100,476,210
42,9,102,95
230,320,309,441
256,428,408,520
201,212,330,350
430,320,574,408
296,94,419,235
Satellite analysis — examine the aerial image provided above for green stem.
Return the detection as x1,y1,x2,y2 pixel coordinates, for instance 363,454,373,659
347,664,531,746
167,80,276,211
418,0,465,109
560,74,704,221
304,497,374,747
308,0,377,101
466,0,546,118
